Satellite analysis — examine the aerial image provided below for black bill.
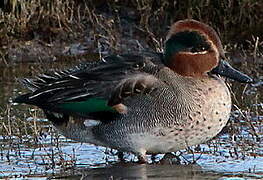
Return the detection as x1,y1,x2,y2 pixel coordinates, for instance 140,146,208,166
211,60,253,83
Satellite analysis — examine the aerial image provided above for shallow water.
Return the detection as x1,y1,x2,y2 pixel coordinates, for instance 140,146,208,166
0,62,262,179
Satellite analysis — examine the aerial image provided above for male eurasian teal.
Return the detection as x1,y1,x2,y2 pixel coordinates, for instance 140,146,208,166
14,19,252,163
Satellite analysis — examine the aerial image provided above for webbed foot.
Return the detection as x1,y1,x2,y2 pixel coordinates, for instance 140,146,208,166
159,153,181,164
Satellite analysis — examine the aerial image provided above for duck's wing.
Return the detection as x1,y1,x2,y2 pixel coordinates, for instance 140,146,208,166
14,53,164,117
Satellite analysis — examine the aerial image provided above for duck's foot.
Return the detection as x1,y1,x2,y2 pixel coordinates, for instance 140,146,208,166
159,153,181,165
117,151,125,162
137,155,148,164
151,153,158,163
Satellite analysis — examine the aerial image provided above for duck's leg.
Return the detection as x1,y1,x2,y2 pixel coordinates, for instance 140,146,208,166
135,149,148,163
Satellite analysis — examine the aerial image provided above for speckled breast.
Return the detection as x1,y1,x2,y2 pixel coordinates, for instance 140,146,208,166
144,76,232,154
93,75,232,155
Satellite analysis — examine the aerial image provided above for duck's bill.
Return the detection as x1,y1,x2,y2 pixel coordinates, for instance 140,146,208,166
211,60,253,83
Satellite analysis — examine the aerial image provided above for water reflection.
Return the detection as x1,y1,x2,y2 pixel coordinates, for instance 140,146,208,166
56,163,221,180
51,162,263,179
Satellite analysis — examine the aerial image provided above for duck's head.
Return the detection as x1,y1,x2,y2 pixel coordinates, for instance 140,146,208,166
164,19,252,83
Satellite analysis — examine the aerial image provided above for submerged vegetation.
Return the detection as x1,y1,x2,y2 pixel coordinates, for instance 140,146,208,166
0,0,262,178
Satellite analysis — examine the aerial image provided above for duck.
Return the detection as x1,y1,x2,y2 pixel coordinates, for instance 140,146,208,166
14,19,253,163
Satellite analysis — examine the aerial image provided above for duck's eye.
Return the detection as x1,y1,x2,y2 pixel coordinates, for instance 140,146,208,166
133,62,145,70
191,46,207,53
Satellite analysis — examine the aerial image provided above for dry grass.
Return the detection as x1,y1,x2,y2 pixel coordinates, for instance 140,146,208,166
0,0,263,63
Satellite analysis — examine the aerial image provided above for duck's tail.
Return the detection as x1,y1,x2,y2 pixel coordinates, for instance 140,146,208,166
13,93,32,104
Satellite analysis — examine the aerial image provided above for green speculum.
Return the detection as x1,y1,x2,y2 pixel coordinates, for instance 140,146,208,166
58,97,116,115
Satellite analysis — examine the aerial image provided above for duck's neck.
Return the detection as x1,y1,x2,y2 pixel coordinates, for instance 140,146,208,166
164,50,218,78
163,54,206,77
